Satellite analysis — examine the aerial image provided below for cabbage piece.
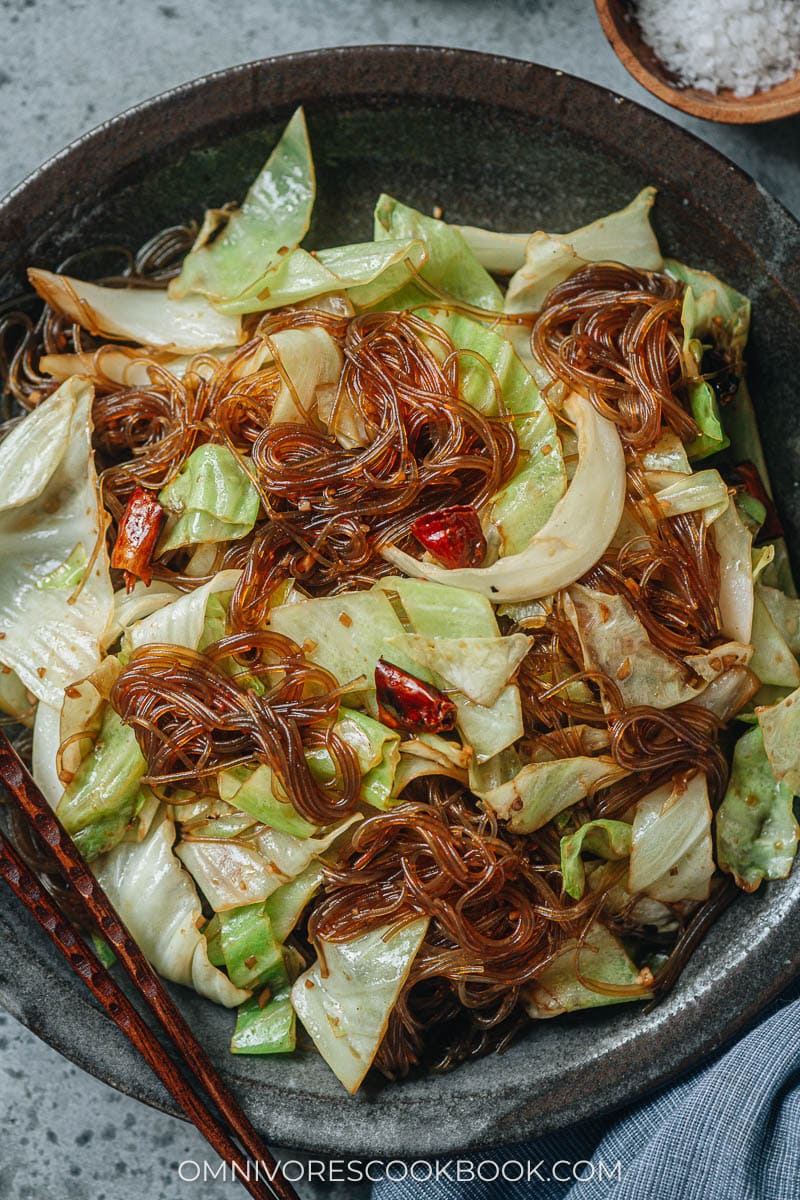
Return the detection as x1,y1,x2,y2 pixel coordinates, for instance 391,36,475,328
176,816,358,911
641,432,691,474
157,445,259,552
269,588,422,706
39,345,228,388
479,756,627,835
752,544,775,585
56,708,146,861
392,732,472,795
757,685,800,797
524,923,652,1018
713,500,754,644
181,806,258,841
391,751,469,795
724,378,796,600
567,585,700,710
681,270,746,454
505,189,662,314
526,725,612,762
44,657,123,816
673,278,737,460
386,576,495,638
171,108,314,304
212,239,427,316
218,902,285,990
717,726,799,891
35,544,89,592
691,666,759,722
269,326,343,426
687,381,730,462
587,862,678,933
217,765,318,838
398,732,472,771
374,195,503,311
645,468,730,523
309,707,401,811
127,569,241,652
0,378,114,708
498,596,553,628
561,820,632,899
336,707,400,772
386,632,530,707
126,788,161,845
629,772,714,902
750,589,800,688
735,493,768,541
453,224,529,274
325,239,429,311
383,392,625,603
280,707,403,810
416,308,567,551
758,587,800,655
264,863,324,941
93,812,248,1006
231,985,295,1055
469,746,522,792
113,579,181,634
29,268,240,353
386,577,524,761
686,642,753,681
0,383,82,505
451,688,525,764
53,652,129,782
32,702,64,809
90,933,118,968
291,917,429,1094
665,258,751,375
0,669,33,727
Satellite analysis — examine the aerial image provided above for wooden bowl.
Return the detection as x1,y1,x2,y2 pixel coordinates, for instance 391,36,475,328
596,0,800,123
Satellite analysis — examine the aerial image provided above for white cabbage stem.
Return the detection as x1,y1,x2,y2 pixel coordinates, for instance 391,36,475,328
28,268,241,353
382,392,625,603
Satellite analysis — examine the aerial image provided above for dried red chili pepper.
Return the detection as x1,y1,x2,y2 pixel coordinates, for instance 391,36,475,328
720,461,784,545
410,505,487,569
374,659,457,734
110,486,166,592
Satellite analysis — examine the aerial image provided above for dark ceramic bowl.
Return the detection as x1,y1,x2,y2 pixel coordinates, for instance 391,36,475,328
1,46,799,1158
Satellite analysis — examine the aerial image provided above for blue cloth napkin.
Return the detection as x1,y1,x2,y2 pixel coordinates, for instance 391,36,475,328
373,978,800,1199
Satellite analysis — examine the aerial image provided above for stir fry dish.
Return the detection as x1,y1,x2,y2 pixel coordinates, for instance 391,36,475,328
1,109,798,1094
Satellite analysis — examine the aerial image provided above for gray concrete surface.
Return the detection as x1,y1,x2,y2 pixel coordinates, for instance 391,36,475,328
1,1,799,1198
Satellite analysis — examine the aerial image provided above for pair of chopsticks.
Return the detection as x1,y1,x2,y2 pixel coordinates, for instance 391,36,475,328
0,730,300,1200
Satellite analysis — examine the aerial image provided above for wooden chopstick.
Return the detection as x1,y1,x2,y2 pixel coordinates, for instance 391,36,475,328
0,732,300,1200
0,827,296,1200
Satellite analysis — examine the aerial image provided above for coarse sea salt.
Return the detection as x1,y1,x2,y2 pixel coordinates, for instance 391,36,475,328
635,0,800,97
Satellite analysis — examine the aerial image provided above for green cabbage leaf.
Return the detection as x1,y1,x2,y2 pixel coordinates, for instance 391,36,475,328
158,445,260,551
716,725,799,891
29,269,240,353
291,917,428,1093
479,756,627,835
560,820,632,899
629,772,714,902
171,108,315,305
374,194,503,311
505,189,662,314
93,812,249,1006
0,377,114,709
524,923,652,1018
